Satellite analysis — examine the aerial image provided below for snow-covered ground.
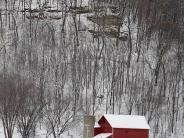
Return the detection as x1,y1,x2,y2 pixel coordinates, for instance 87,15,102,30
0,123,21,138
0,120,82,138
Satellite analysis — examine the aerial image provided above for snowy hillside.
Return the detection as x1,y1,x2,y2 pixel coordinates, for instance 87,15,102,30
0,0,184,138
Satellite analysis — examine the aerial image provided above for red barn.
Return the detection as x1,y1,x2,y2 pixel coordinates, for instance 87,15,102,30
94,114,150,138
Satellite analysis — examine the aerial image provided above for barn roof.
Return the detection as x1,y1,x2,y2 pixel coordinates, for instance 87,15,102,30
102,114,150,129
93,133,112,138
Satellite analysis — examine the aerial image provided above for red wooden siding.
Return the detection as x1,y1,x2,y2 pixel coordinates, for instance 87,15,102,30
113,128,148,138
94,128,101,136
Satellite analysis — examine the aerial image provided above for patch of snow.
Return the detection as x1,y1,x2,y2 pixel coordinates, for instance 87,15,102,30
93,133,112,138
94,122,101,128
103,114,150,129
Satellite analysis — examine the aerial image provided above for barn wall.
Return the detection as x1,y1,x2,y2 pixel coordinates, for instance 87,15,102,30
94,128,101,136
113,128,149,138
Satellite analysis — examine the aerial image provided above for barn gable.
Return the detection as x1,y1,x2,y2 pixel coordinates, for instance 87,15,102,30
98,116,111,127
98,116,112,132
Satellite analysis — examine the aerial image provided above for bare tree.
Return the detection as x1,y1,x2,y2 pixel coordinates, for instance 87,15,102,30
44,95,74,138
16,78,45,138
0,74,20,138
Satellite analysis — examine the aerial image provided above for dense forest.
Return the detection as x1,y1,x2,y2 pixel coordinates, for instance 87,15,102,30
0,0,184,138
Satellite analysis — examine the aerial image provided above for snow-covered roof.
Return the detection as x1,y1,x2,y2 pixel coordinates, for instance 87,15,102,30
103,114,150,129
94,122,101,128
93,133,112,138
